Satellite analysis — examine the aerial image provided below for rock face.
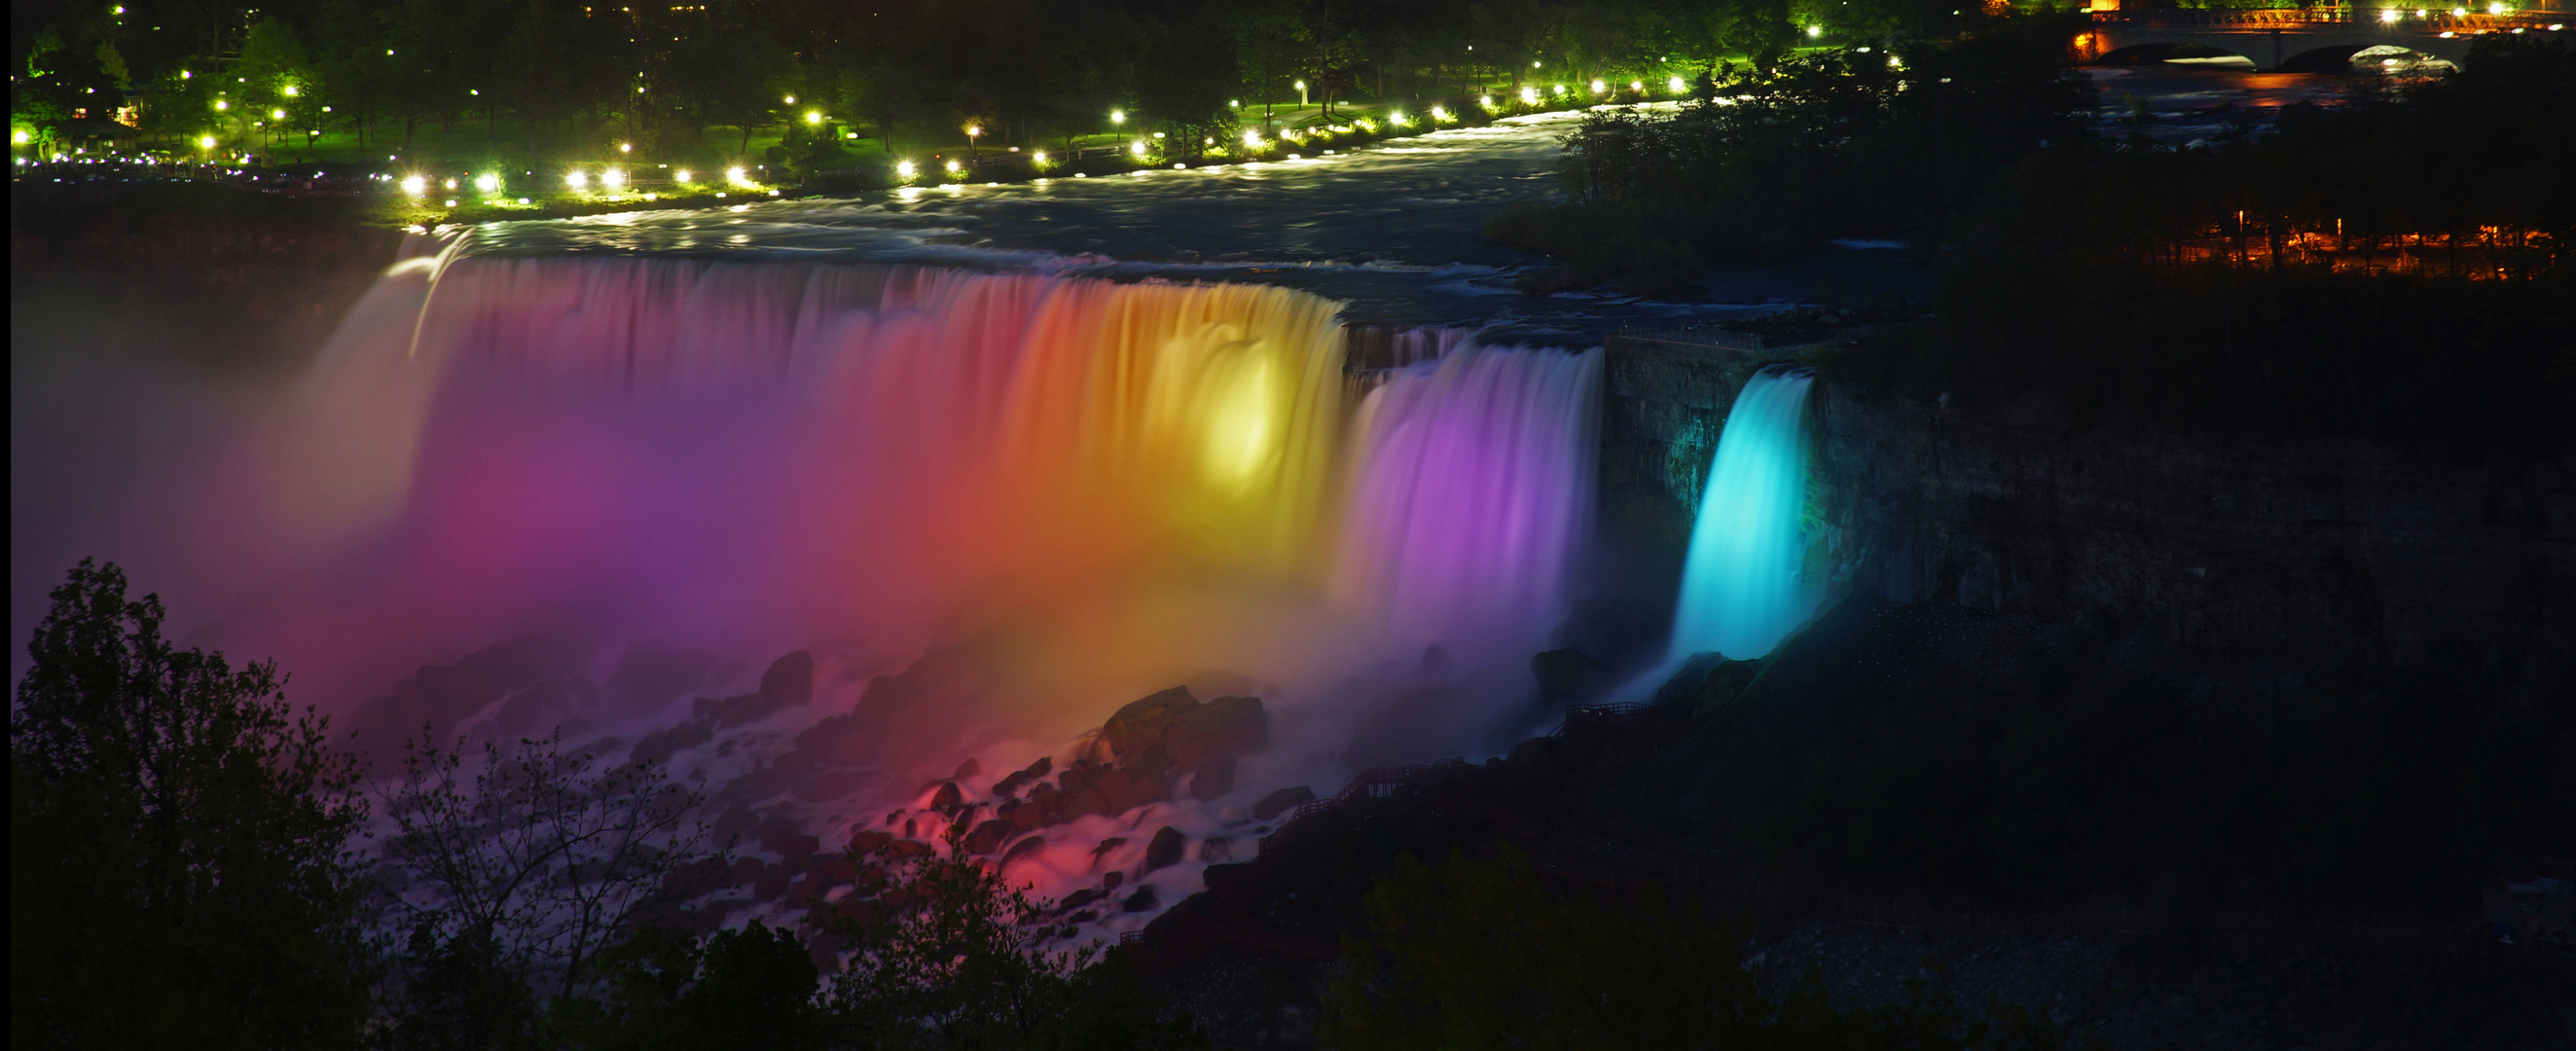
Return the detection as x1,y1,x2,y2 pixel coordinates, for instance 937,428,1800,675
1599,337,2576,673
1101,687,1270,775
1531,649,1617,703
1253,785,1315,821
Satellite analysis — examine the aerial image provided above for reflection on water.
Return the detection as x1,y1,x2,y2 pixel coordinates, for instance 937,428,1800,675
464,108,1932,345
2086,62,2415,146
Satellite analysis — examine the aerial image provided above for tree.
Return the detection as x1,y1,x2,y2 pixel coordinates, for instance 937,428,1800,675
556,921,825,1051
10,560,374,1051
822,829,1207,1050
378,733,716,1048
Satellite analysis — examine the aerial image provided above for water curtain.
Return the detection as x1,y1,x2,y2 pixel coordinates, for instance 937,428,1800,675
1669,366,1819,662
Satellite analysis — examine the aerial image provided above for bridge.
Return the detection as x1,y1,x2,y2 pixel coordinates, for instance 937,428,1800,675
2075,4,2569,72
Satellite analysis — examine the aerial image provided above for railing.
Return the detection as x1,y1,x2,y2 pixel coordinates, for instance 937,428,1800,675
1254,763,1453,857
2091,7,2564,30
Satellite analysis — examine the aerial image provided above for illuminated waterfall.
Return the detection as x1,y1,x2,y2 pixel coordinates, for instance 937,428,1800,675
198,251,1601,749
1669,367,1819,662
1335,344,1602,655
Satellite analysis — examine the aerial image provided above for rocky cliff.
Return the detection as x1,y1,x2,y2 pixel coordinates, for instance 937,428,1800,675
1600,335,2576,679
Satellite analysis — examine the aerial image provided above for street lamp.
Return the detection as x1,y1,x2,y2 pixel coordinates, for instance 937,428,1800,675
965,123,980,161
1296,79,1308,106
1111,109,1125,126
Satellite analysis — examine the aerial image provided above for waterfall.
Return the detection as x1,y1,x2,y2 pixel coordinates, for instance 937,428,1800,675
1669,366,1819,662
1334,344,1603,657
172,251,1601,751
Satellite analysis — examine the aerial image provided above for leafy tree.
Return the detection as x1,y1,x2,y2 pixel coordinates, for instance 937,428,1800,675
9,560,374,1051
378,733,716,1048
822,830,1207,1050
557,922,825,1051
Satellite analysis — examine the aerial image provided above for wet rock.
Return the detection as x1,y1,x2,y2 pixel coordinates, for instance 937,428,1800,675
1060,888,1107,912
489,679,578,741
1092,838,1128,872
963,819,1012,855
1198,837,1233,863
1104,871,1125,890
1103,686,1200,770
759,650,815,707
712,804,760,846
752,863,791,901
999,835,1047,867
631,719,714,766
1203,862,1252,891
1122,885,1158,912
795,712,873,766
1253,785,1316,821
1189,756,1238,801
1167,696,1268,769
1142,826,1186,875
927,780,963,812
1532,649,1617,702
952,757,981,780
847,829,895,854
993,755,1052,796
728,855,765,886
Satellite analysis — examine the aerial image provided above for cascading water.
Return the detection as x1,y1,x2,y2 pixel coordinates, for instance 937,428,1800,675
1335,344,1601,656
78,242,1608,924
1668,366,1820,662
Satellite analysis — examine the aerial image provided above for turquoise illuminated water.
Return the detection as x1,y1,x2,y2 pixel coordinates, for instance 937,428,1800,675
1668,367,1819,662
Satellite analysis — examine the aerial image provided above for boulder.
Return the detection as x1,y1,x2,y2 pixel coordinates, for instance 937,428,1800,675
1532,649,1617,702
759,650,816,707
631,719,714,766
1121,886,1158,912
952,757,982,780
1102,686,1199,769
1197,837,1233,863
1141,826,1185,875
1252,785,1316,821
963,819,1012,855
1188,756,1237,801
1059,888,1107,912
846,830,895,855
752,863,791,901
927,780,962,812
1166,696,1268,769
794,713,872,766
999,835,1047,867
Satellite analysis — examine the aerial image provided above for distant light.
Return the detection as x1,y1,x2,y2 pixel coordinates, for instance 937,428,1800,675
2486,2,2504,12
1808,25,1823,37
1590,79,1606,92
11,130,26,144
783,94,795,103
565,170,588,188
1532,60,1542,68
1130,140,1146,156
806,111,821,124
601,167,626,189
399,174,426,196
1244,129,1262,146
1520,87,1539,104
518,197,530,204
1152,130,1165,138
673,169,692,183
1670,76,1687,91
282,85,298,96
619,142,632,153
896,160,916,177
198,135,215,149
180,70,191,79
1431,105,1449,120
724,165,746,183
1230,99,1240,108
1294,80,1306,91
2376,6,2399,18
1630,81,1643,91
272,109,285,119
443,199,456,206
965,125,979,136
444,178,457,190
2450,6,2466,14
1033,150,1046,163
944,159,960,172
1110,109,1125,125
213,100,228,110
476,173,501,193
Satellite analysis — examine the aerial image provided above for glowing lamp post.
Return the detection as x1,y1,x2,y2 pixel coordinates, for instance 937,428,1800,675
1295,79,1308,106
964,123,980,162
